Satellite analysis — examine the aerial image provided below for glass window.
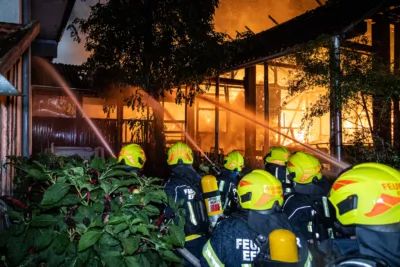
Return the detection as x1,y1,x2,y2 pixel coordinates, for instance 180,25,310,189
32,94,76,118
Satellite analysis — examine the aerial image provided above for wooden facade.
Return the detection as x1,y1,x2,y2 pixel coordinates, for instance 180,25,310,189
0,22,39,195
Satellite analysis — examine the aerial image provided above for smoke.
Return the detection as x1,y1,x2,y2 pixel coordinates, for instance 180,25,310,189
214,0,320,37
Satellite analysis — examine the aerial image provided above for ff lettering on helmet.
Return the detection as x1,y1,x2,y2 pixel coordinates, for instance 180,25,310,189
287,152,322,184
238,170,284,211
329,163,400,225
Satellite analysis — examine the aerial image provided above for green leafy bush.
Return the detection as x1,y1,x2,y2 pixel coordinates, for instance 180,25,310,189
0,155,185,267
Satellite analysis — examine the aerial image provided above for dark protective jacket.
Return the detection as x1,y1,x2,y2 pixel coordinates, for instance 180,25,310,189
282,177,332,242
217,169,240,215
323,226,400,267
265,163,292,196
200,210,313,267
164,165,209,239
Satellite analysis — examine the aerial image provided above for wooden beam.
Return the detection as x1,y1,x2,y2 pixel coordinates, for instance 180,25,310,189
0,21,40,75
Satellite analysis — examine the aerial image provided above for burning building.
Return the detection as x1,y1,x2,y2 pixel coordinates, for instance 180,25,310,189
30,0,399,170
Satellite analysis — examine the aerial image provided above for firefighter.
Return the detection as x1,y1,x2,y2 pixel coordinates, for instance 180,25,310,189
264,146,292,195
117,143,146,174
218,150,244,215
200,169,313,267
163,142,209,266
325,163,400,267
282,151,332,264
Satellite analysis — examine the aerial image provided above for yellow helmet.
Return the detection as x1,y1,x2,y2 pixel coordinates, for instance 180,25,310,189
118,144,146,169
329,163,400,226
238,169,284,211
264,146,291,166
224,151,244,172
167,142,193,165
287,152,322,184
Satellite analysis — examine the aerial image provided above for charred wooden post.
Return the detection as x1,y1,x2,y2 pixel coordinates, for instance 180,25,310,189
215,76,220,159
263,62,270,155
116,88,123,153
244,66,257,168
394,25,400,150
372,16,392,148
329,36,343,162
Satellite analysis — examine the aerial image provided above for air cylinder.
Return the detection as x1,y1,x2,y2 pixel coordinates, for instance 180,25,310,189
269,229,299,263
201,175,223,227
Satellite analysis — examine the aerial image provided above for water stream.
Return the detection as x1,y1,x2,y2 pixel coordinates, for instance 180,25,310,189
142,92,215,165
197,94,351,170
35,57,116,158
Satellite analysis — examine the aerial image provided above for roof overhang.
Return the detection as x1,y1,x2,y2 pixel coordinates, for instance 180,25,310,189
0,21,40,75
31,0,76,59
31,0,76,42
224,0,388,72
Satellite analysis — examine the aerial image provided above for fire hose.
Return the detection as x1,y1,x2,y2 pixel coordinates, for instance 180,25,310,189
176,248,201,267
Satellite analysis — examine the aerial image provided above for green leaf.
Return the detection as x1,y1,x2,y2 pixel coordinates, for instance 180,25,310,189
34,228,53,250
27,168,49,181
129,225,138,234
131,218,143,225
107,216,125,225
108,157,118,166
135,254,151,267
5,210,23,220
121,235,141,256
143,205,161,216
144,190,167,204
161,249,182,263
78,229,103,252
46,247,66,266
124,256,140,267
16,253,39,267
41,182,71,205
93,201,104,213
101,250,123,267
136,225,150,236
113,222,129,234
65,257,84,267
78,247,92,263
118,179,141,187
99,232,120,247
168,225,185,247
30,214,59,227
41,194,80,210
7,228,35,266
53,232,70,254
90,157,106,171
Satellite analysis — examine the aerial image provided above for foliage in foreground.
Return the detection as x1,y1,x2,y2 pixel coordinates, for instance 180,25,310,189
0,155,185,267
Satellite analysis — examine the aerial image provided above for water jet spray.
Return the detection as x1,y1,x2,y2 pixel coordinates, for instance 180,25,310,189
197,94,350,170
141,91,221,175
35,57,116,158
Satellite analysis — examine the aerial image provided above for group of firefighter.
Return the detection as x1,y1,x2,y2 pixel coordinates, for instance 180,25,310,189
117,142,400,267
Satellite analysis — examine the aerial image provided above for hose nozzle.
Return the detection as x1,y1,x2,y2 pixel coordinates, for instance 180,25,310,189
211,165,221,176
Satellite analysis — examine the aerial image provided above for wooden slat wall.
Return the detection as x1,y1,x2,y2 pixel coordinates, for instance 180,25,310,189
0,58,22,196
32,117,118,156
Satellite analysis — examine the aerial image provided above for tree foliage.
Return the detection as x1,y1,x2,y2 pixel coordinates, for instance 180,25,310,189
68,0,229,105
1,154,186,267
